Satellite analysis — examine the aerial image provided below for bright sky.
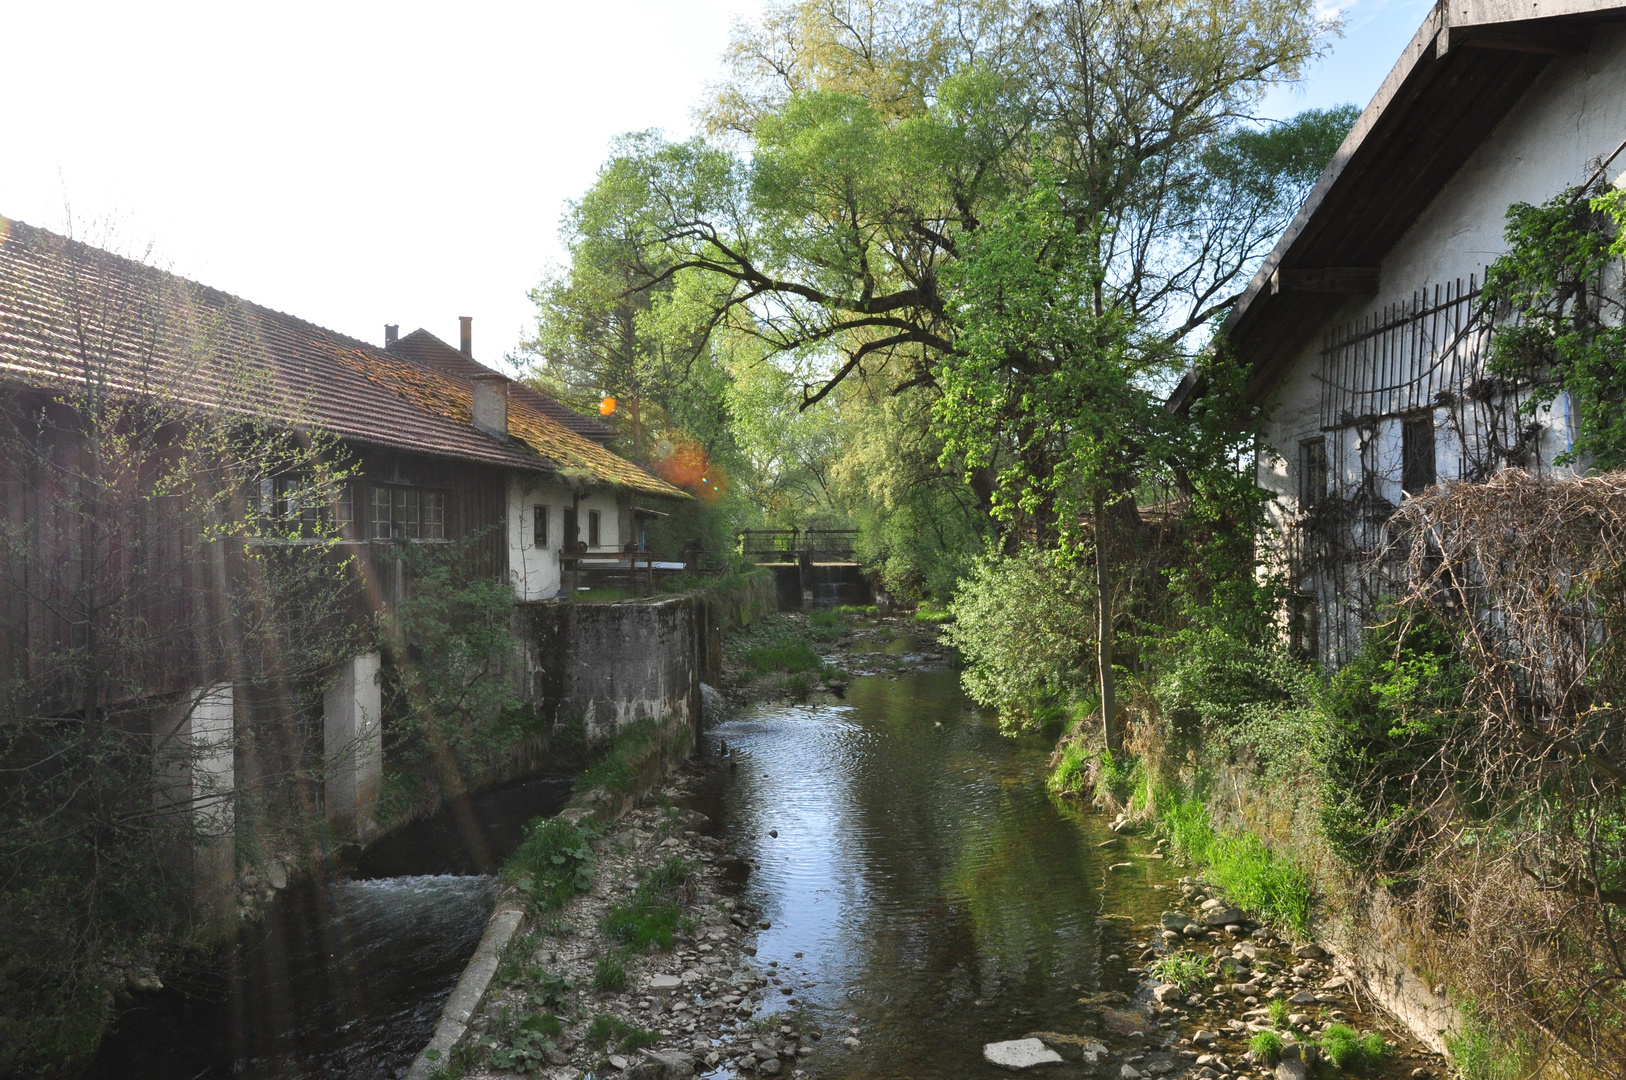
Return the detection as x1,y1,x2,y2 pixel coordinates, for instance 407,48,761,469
0,0,1435,371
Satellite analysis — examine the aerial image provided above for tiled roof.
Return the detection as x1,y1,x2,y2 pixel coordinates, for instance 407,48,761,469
388,329,619,444
0,217,686,499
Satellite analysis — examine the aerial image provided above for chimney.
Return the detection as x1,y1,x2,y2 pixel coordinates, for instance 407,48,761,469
459,316,473,357
384,324,399,348
471,373,508,438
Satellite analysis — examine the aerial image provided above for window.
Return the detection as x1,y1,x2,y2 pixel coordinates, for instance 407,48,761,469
1289,593,1319,662
1299,438,1328,509
335,483,354,535
259,475,327,533
587,509,601,547
533,505,549,548
371,485,446,540
1402,415,1436,496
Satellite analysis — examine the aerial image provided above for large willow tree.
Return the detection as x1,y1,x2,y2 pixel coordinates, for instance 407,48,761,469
536,0,1352,743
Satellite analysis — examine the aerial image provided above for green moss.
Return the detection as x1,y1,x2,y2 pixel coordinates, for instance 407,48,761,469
577,718,667,797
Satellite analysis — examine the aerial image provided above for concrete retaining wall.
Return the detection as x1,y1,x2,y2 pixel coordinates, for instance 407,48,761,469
521,595,704,748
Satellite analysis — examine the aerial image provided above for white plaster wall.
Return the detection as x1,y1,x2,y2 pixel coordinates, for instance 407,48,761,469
507,475,569,601
577,488,623,552
1259,28,1626,513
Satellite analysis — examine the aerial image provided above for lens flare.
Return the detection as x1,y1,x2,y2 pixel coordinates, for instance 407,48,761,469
651,436,728,503
599,396,617,415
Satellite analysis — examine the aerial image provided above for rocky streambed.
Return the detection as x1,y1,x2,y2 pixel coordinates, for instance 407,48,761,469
438,614,1456,1080
978,864,1451,1079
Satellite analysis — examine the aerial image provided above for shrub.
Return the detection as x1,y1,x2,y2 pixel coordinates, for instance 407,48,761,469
1249,1030,1284,1064
942,547,1096,730
501,818,596,914
1267,997,1291,1029
1320,1023,1388,1072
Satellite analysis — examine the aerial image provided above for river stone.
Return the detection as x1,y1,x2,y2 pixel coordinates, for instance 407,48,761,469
608,1054,629,1071
648,974,684,996
1100,1005,1153,1037
1120,1067,1142,1079
1293,943,1326,960
1151,983,1184,1004
759,1059,782,1075
1160,913,1189,931
1289,990,1318,1005
1204,906,1244,926
983,1039,1064,1070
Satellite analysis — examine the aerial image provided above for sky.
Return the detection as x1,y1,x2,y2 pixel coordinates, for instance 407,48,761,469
0,0,1436,372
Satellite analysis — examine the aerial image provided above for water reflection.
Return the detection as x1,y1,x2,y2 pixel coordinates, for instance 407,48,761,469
709,666,1174,1078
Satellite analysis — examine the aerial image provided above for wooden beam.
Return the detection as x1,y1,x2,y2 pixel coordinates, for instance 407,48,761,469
1269,267,1381,295
1436,24,1590,58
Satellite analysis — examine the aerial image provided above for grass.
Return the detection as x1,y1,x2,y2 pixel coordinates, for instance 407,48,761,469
600,856,693,951
912,601,953,623
1267,997,1292,1028
1249,1030,1285,1065
500,818,596,914
577,718,665,796
1320,1023,1388,1072
742,642,823,674
1047,738,1090,797
585,1015,658,1053
1146,951,1210,993
593,950,628,992
1160,795,1314,939
1445,1003,1528,1080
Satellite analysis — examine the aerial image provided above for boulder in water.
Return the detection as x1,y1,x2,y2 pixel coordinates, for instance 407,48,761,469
983,1038,1064,1070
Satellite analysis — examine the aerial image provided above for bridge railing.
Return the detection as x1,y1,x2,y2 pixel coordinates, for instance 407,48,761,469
737,528,859,562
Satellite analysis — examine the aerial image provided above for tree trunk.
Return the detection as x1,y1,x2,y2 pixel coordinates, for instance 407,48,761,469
1093,488,1120,756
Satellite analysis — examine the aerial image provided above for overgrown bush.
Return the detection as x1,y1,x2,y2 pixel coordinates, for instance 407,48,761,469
378,537,544,820
943,547,1096,729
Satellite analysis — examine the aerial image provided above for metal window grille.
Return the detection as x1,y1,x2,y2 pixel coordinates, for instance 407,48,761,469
1299,438,1328,509
587,510,600,547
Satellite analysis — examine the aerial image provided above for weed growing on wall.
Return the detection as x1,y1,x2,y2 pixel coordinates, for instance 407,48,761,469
377,535,544,821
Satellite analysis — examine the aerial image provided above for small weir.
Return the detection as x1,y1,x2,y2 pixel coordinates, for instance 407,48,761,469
92,776,573,1080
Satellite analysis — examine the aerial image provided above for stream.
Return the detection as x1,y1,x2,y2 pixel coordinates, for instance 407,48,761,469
702,648,1182,1077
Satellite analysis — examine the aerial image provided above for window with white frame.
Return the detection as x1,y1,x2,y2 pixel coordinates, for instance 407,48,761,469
371,485,446,540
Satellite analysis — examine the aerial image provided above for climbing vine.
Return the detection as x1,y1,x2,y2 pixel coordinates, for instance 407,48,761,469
1481,182,1626,469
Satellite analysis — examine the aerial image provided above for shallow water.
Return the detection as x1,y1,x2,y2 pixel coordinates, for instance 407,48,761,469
708,663,1179,1078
